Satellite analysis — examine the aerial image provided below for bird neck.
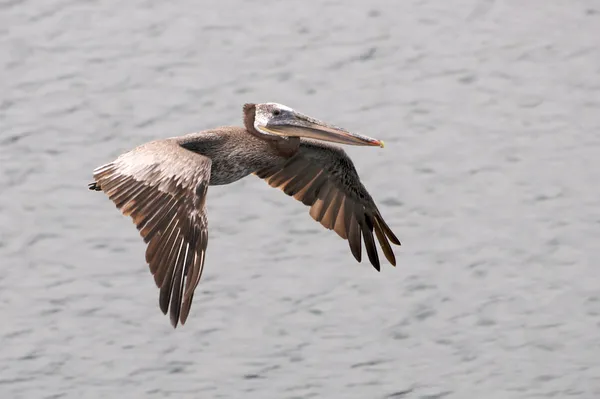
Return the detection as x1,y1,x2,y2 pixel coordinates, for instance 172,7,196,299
243,103,259,137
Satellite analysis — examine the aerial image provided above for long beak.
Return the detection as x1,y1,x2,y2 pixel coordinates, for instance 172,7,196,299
260,112,385,147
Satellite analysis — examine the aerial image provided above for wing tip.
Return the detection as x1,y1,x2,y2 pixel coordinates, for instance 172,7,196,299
170,309,180,328
374,214,401,246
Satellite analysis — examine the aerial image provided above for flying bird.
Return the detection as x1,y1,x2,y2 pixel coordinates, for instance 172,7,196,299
89,103,400,327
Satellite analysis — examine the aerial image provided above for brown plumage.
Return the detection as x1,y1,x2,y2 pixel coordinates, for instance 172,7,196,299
89,102,400,328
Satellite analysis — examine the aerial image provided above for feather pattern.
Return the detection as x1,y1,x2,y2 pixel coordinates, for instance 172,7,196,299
91,139,211,327
255,139,400,271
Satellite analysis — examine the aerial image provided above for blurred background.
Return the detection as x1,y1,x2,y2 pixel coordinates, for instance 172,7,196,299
1,0,600,398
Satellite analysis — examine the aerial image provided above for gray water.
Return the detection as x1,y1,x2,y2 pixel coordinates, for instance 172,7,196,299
2,0,600,398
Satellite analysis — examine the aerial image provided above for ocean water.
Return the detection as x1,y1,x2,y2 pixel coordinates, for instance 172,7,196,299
1,0,600,397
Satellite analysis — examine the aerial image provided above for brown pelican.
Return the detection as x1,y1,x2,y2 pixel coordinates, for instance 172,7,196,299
89,103,400,327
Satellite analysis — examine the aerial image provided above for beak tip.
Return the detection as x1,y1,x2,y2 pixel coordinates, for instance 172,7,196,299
379,140,385,148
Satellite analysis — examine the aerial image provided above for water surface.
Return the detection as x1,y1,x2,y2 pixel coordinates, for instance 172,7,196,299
1,0,600,397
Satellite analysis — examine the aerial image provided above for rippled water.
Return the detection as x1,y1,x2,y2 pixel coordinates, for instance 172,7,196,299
2,0,600,397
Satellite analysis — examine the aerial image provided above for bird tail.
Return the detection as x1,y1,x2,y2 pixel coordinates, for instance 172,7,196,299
88,182,101,191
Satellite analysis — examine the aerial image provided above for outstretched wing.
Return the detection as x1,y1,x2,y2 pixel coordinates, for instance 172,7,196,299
255,140,400,271
89,139,211,327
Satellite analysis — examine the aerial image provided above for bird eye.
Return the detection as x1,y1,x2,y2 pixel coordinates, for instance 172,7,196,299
273,109,281,116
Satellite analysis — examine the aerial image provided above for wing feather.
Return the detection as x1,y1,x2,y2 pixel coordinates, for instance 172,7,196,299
255,140,400,271
90,139,211,327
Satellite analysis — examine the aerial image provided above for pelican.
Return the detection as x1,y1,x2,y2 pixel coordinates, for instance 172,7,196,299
89,103,401,327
